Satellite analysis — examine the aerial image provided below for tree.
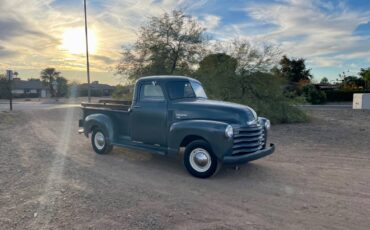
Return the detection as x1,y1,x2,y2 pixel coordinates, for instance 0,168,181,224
116,10,206,80
214,39,281,75
195,53,238,100
341,76,364,90
112,85,134,100
303,84,327,104
203,40,280,101
195,53,307,123
359,68,370,89
56,76,68,97
40,68,61,97
320,77,329,84
278,55,312,83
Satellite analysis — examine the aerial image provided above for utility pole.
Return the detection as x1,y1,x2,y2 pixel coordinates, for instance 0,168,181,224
84,0,91,102
6,70,13,111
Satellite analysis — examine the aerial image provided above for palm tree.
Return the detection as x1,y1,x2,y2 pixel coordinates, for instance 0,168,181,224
40,68,61,97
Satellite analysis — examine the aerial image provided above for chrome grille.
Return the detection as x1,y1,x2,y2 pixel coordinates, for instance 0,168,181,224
232,125,266,156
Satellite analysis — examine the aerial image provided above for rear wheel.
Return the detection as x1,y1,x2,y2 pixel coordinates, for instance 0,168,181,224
184,140,218,178
91,128,113,154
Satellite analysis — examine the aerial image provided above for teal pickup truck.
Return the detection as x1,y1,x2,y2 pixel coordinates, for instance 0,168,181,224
79,76,275,178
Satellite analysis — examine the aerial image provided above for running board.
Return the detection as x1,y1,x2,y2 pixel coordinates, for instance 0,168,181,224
112,140,167,156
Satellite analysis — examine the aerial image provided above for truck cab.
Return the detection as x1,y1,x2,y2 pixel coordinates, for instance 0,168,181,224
79,76,275,178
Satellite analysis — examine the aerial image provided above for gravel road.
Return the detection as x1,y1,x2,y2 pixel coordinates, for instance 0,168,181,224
0,107,369,229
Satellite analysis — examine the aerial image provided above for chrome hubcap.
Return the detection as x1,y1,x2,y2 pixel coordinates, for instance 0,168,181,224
94,132,105,150
189,148,211,172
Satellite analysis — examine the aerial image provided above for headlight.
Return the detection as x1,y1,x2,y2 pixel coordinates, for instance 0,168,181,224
225,125,233,138
264,119,271,130
258,117,271,130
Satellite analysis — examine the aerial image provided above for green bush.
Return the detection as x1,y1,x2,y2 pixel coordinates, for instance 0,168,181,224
237,75,308,124
112,85,133,100
195,58,308,124
303,84,327,104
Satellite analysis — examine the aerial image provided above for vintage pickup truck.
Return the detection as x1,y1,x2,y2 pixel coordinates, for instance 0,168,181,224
78,76,275,178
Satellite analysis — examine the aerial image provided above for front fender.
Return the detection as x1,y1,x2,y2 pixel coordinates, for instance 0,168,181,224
83,113,114,144
168,120,233,160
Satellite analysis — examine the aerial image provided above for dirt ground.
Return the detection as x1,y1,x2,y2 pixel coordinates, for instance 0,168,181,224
0,106,369,230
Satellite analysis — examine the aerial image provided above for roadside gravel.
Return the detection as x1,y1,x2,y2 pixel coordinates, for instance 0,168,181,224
0,107,369,229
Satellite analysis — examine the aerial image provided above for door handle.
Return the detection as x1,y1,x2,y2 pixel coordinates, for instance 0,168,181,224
132,105,141,108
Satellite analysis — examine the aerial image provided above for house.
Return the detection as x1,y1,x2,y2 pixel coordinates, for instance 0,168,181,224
11,78,50,98
313,83,339,91
78,81,116,96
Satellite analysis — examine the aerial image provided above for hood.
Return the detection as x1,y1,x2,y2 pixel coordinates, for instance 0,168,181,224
171,99,257,125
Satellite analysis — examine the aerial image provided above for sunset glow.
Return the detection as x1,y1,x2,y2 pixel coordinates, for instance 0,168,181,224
0,0,369,84
61,28,97,55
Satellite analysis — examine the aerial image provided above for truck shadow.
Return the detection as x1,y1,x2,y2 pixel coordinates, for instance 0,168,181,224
108,146,276,181
216,162,276,180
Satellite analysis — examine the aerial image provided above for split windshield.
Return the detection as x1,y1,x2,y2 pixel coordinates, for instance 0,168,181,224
167,81,207,100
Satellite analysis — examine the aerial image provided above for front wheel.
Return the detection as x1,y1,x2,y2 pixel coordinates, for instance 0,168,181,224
184,140,218,178
91,128,113,154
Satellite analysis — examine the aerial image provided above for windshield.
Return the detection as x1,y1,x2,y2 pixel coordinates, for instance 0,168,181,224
190,82,207,98
167,81,207,100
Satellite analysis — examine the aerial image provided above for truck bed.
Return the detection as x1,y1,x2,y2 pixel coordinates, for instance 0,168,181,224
81,99,131,138
81,99,132,111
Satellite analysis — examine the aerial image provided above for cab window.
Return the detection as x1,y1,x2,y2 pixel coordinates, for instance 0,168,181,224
139,82,165,101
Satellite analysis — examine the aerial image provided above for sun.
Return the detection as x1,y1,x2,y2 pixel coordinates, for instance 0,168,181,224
61,27,97,55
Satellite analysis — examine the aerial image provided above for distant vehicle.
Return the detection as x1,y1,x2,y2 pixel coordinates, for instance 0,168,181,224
78,76,275,178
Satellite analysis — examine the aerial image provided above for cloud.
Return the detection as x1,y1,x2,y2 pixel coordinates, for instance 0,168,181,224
0,45,18,58
200,14,221,31
0,0,63,70
240,0,370,71
354,21,370,36
309,56,341,67
0,0,369,82
92,54,116,65
0,0,210,78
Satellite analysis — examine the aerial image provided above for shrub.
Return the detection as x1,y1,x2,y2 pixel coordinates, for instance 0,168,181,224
195,64,308,124
303,84,327,104
112,85,133,100
238,74,308,124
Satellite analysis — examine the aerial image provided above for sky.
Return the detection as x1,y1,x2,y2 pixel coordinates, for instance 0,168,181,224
0,0,369,85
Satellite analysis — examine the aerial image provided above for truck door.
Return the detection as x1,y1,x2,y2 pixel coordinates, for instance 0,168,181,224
129,81,167,146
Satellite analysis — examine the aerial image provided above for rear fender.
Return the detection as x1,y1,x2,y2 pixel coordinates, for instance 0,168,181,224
83,114,114,144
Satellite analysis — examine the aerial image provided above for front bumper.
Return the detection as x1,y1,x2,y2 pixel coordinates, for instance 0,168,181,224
223,143,275,165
